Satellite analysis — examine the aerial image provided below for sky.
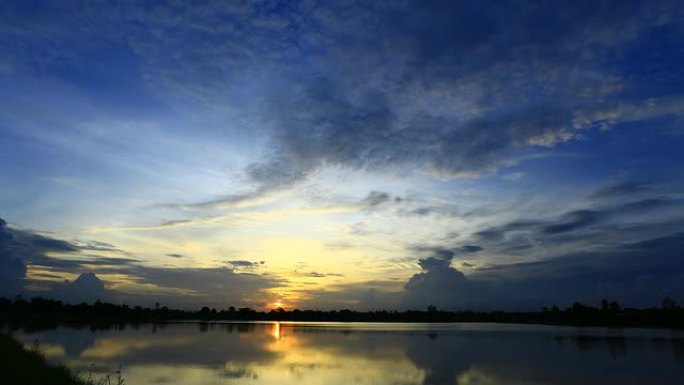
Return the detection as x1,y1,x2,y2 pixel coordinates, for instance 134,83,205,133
1,0,683,311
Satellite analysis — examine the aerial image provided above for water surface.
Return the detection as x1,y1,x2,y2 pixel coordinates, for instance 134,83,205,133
8,322,684,384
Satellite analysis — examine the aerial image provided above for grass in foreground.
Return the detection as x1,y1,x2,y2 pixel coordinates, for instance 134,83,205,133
0,332,86,385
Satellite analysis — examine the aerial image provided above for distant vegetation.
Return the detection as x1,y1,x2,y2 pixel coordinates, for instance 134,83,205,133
1,296,683,329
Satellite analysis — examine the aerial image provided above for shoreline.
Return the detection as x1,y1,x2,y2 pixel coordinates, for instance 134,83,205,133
0,332,85,385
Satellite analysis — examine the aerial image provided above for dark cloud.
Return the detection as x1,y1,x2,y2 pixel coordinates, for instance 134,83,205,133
165,160,307,210
408,245,454,257
475,198,681,243
480,232,684,281
0,217,146,300
9,228,78,254
408,244,482,259
51,272,113,304
406,207,433,216
226,260,265,269
403,249,471,309
457,245,483,253
160,218,194,227
75,240,128,254
361,191,391,208
401,231,684,310
589,180,651,200
0,218,27,295
236,0,682,192
475,219,542,242
86,0,680,207
618,198,673,212
0,218,91,296
480,232,684,308
166,253,185,258
541,210,601,234
400,205,461,218
29,255,139,269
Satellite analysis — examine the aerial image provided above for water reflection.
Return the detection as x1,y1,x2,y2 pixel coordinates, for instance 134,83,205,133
272,322,281,340
5,322,684,385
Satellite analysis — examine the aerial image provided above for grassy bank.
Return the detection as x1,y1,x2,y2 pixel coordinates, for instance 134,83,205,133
0,332,85,385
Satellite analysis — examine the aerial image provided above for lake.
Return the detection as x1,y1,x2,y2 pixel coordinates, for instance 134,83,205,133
7,322,684,384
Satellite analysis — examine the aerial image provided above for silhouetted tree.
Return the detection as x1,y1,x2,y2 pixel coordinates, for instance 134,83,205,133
662,297,678,311
608,301,621,314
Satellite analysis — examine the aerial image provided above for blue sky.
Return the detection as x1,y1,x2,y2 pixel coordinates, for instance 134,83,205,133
1,0,683,310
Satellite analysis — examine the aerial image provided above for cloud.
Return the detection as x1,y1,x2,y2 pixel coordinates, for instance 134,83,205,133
361,191,392,208
0,219,124,303
2,2,684,312
29,255,139,269
36,260,282,308
400,231,684,310
588,180,651,200
9,227,78,254
403,248,471,309
166,253,185,259
124,266,283,308
75,240,128,254
0,218,27,295
457,245,483,253
295,279,404,310
51,272,113,304
164,193,264,211
161,166,302,211
226,260,265,269
37,259,279,308
0,217,90,296
477,232,684,308
540,210,601,234
294,271,344,278
474,198,680,243
0,217,281,307
399,204,461,218
231,0,684,192
88,213,234,233
56,0,676,209
408,245,482,258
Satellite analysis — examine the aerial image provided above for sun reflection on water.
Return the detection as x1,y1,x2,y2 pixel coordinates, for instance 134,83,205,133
272,322,281,340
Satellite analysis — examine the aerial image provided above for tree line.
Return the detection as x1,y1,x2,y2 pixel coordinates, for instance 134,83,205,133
1,296,682,329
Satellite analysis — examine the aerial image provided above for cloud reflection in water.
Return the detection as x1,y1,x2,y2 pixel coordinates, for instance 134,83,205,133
8,322,684,385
